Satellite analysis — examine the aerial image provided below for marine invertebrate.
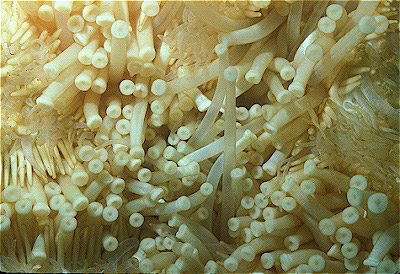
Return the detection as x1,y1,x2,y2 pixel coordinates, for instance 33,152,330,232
1,0,399,273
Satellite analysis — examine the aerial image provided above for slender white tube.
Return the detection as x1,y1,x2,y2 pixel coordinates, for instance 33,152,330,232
364,223,399,267
129,97,148,158
84,90,102,130
176,224,213,263
67,15,85,33
102,232,118,252
37,61,84,111
218,10,285,46
84,172,113,202
310,15,377,86
221,66,238,242
280,249,330,271
74,22,98,46
75,65,98,91
91,67,108,94
32,234,47,260
281,178,333,221
38,4,55,22
58,175,89,211
105,96,122,119
71,163,89,187
96,0,115,27
141,196,191,216
2,185,21,203
141,0,161,17
108,20,129,83
83,4,99,22
119,79,135,96
129,212,144,228
136,11,155,62
44,43,83,79
78,34,100,65
246,43,276,85
53,0,73,14
29,175,50,217
126,35,143,76
241,236,284,264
